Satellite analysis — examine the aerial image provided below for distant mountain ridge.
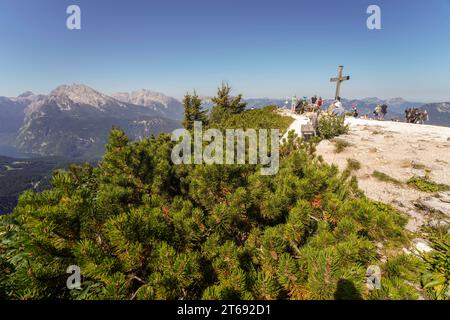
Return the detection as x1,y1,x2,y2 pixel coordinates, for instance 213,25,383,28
419,102,450,127
112,89,184,120
200,96,424,117
0,86,449,159
0,84,182,159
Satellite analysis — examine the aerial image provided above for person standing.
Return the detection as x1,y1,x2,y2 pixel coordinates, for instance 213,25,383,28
352,104,358,118
423,110,429,123
333,97,345,117
317,96,323,109
380,104,388,120
334,96,343,109
291,96,298,113
374,105,382,120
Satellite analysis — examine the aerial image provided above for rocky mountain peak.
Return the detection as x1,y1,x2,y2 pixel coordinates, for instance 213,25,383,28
50,84,117,108
17,91,35,98
113,89,177,108
112,89,183,119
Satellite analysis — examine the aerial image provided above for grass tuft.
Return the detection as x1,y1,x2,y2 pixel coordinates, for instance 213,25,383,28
407,176,450,193
333,139,351,153
346,159,361,172
372,171,403,186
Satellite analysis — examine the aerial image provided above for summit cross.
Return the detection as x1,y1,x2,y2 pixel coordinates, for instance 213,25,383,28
330,66,350,99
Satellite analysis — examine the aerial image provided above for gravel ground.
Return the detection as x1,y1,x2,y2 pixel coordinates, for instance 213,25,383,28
314,117,450,232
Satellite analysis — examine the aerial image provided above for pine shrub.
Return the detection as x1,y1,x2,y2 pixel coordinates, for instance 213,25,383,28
0,107,415,300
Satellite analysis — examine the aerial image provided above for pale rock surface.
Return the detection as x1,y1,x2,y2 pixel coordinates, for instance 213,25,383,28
282,115,450,232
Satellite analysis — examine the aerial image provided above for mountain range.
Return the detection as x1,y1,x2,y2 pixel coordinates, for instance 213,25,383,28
200,97,424,119
1,85,183,159
420,102,450,127
0,84,449,159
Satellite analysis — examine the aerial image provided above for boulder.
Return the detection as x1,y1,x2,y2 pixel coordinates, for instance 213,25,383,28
412,238,433,253
415,196,450,216
428,219,449,229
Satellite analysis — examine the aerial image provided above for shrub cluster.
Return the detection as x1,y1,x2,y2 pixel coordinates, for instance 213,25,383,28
0,121,409,299
317,115,349,140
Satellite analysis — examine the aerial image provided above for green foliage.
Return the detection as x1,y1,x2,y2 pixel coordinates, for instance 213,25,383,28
368,254,424,300
421,239,450,300
212,106,293,133
317,115,349,140
0,156,74,214
411,163,427,170
182,91,207,130
209,82,247,125
333,139,351,154
372,171,403,186
407,176,450,193
346,159,361,172
0,102,418,301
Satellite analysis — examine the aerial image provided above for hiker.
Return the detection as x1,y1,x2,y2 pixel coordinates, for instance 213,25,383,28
408,108,415,123
302,96,308,109
311,95,318,105
351,104,358,118
295,99,305,114
374,105,382,120
406,108,414,123
291,96,298,113
412,108,420,124
317,96,323,109
416,109,429,124
334,96,343,109
423,110,429,123
380,104,388,120
332,97,345,117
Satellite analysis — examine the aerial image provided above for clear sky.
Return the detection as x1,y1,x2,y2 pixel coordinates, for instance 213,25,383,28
0,0,449,102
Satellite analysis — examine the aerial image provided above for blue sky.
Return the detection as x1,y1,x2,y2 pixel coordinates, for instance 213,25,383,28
0,0,449,102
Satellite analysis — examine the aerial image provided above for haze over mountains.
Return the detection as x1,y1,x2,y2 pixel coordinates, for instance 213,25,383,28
0,84,449,160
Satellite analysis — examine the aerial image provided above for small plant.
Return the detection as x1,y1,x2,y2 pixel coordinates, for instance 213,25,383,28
421,240,450,300
346,159,361,172
333,139,351,153
372,171,402,186
368,254,423,300
411,162,427,170
342,159,360,181
318,115,349,140
407,177,450,193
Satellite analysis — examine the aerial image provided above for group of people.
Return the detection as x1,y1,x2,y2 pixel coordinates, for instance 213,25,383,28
290,95,324,114
311,95,324,109
405,108,429,124
289,95,349,118
373,104,388,120
287,95,430,125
